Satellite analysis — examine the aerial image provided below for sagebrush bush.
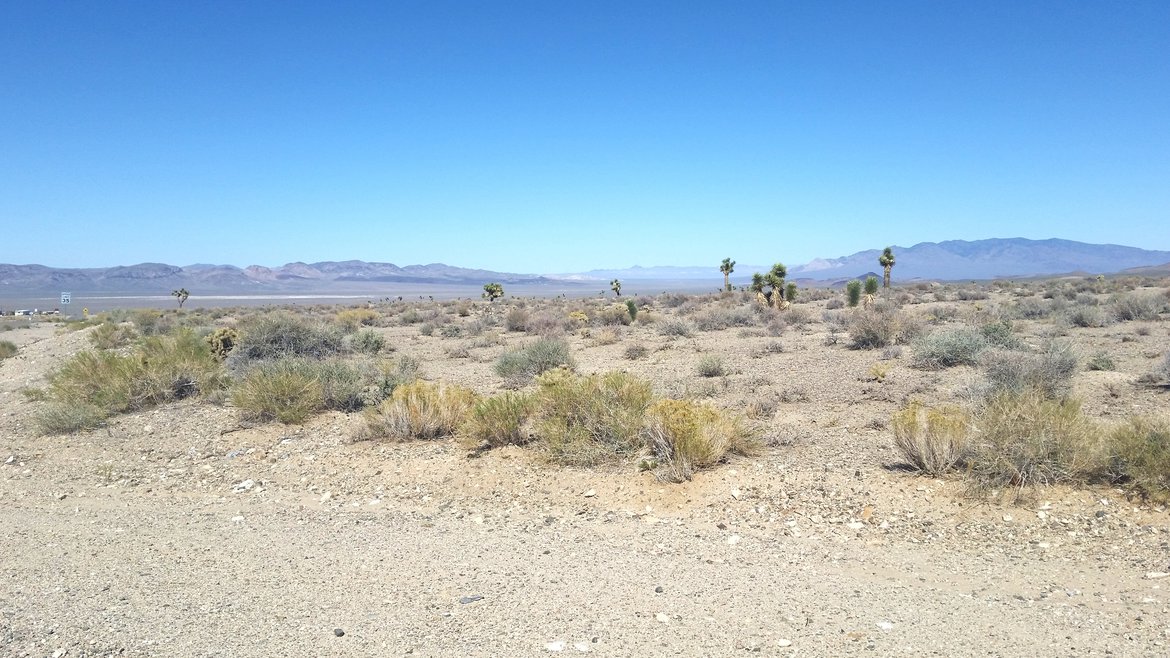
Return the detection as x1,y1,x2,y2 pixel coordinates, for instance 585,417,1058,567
362,380,477,441
346,328,385,354
657,318,695,337
494,337,575,387
693,307,756,331
1110,292,1162,322
981,341,1077,400
532,369,653,466
910,328,987,369
1106,416,1170,500
623,344,649,360
1085,350,1116,371
131,309,173,336
891,401,970,475
0,340,16,360
1066,305,1110,328
229,313,344,368
696,355,728,377
847,307,921,349
644,399,757,482
505,307,529,332
460,391,535,448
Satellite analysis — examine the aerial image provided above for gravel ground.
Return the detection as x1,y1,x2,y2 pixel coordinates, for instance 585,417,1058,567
2,303,1169,657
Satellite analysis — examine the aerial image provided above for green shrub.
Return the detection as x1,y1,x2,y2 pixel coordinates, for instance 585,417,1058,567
232,363,324,424
595,304,633,326
696,355,728,377
362,380,478,441
532,369,653,466
494,337,575,387
979,319,1023,349
625,299,638,322
982,340,1077,400
347,328,386,354
131,309,172,336
910,328,987,369
0,340,16,360
461,392,535,448
34,402,108,434
623,344,649,360
643,399,757,482
335,308,379,332
846,280,862,308
891,401,970,475
1106,416,1170,500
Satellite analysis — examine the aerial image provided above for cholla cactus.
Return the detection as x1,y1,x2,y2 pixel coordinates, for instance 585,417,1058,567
205,327,239,360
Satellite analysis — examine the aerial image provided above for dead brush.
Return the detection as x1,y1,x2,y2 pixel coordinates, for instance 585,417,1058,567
890,400,970,476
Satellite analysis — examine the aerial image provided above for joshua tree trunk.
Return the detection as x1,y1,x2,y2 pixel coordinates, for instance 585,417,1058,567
755,291,768,306
883,266,892,289
723,272,730,292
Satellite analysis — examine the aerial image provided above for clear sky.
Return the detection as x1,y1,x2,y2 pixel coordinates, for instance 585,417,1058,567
2,1,1167,273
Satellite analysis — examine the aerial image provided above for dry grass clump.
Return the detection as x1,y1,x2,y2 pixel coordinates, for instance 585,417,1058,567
657,318,695,337
966,390,1103,493
1066,305,1110,328
345,328,385,354
494,336,575,387
891,401,971,475
1106,416,1170,500
37,329,226,433
531,369,654,467
847,307,921,349
88,322,138,349
362,380,478,441
696,355,728,377
460,391,535,448
693,306,757,331
232,362,325,424
910,327,987,369
0,340,16,360
644,399,758,482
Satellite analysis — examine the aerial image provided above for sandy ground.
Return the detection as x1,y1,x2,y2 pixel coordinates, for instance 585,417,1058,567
2,294,1169,657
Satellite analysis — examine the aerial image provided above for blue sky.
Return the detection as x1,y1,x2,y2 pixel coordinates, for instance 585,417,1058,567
2,1,1167,273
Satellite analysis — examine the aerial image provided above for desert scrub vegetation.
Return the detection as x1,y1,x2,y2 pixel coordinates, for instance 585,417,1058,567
696,354,728,377
891,401,970,475
1109,292,1162,322
460,391,536,448
980,340,1078,400
228,313,344,368
362,380,478,441
335,308,379,332
89,321,138,349
657,318,695,337
1106,416,1170,500
36,329,226,433
528,369,654,467
494,336,575,387
231,361,326,424
910,327,988,369
847,306,921,349
0,340,16,360
643,399,758,482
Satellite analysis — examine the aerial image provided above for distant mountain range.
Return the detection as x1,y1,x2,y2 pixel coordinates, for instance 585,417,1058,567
568,238,1170,284
0,261,553,296
2,239,1168,299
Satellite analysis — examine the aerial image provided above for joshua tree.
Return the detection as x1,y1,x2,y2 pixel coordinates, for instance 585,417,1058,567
846,280,862,308
764,263,788,310
610,279,622,297
879,247,896,288
171,288,189,309
720,258,736,292
750,272,767,306
864,275,879,296
482,282,504,302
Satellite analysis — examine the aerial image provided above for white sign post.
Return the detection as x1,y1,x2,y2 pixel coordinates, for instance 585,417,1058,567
60,292,71,319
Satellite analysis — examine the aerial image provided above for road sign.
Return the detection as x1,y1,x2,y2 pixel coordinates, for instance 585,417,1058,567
60,292,71,305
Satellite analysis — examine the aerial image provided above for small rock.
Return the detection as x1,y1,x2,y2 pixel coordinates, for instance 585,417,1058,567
847,521,865,530
1095,510,1107,518
142,425,153,434
333,628,345,637
731,488,741,500
777,639,792,648
727,535,741,545
876,621,894,631
320,492,332,503
546,640,566,652
459,595,484,604
655,586,664,594
583,489,596,498
1146,572,1170,580
1002,515,1013,522
232,479,255,493
573,642,592,653
230,516,244,523
4,455,14,464
656,612,669,624
52,650,67,658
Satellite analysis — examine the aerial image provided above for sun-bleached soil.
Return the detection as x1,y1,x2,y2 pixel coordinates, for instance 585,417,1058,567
2,285,1169,657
